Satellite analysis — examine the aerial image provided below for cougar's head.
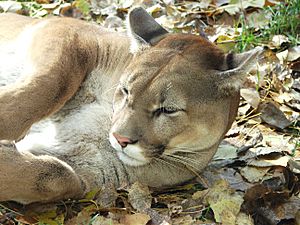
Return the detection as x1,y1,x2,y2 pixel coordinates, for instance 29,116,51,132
109,7,262,167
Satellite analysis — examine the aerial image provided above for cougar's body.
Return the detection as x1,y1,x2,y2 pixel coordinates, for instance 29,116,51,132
0,9,261,204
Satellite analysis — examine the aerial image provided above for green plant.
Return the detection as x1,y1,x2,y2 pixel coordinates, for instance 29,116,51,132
235,14,259,52
264,0,300,45
198,206,212,221
291,140,300,156
235,0,300,52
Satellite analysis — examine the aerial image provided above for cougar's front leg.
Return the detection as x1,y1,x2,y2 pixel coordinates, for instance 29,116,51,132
0,65,88,141
0,70,82,140
0,25,98,141
0,141,85,204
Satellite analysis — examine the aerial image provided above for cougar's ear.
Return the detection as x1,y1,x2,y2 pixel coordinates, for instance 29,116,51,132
217,47,263,94
128,7,168,51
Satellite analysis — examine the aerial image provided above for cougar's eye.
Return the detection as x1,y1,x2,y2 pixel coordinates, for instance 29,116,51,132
117,84,128,96
154,107,179,116
121,87,129,95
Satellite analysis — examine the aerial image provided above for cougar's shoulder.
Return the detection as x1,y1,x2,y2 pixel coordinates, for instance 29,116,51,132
0,13,132,140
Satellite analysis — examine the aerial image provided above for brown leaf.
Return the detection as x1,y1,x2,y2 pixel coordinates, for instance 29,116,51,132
59,4,82,18
96,186,119,207
212,0,230,7
240,166,270,183
243,183,300,224
236,212,254,225
240,88,261,109
143,208,169,225
287,46,300,62
170,215,196,225
15,215,38,225
0,1,22,13
271,35,289,48
213,143,238,160
194,180,244,224
246,10,272,29
259,101,291,129
36,0,51,3
275,196,300,222
253,146,285,157
288,159,300,174
92,215,122,225
202,167,252,191
248,155,290,167
65,205,96,225
120,213,151,225
127,182,152,212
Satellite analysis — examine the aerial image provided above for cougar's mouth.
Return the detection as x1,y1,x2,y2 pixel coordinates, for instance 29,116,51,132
109,133,150,166
116,150,149,166
109,133,166,166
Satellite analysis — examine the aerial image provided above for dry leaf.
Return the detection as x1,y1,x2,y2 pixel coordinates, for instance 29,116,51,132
240,166,269,183
243,184,300,224
240,88,261,108
128,182,152,212
287,46,300,62
92,216,122,225
288,159,300,174
248,155,291,167
65,205,97,225
235,212,254,225
271,34,289,48
0,1,22,12
171,215,196,225
246,10,272,28
276,49,289,63
259,101,291,129
120,213,151,225
200,180,244,224
202,167,252,191
96,186,119,207
213,143,238,160
34,210,64,225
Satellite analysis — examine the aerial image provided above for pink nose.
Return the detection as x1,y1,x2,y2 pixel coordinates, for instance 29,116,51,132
113,133,134,148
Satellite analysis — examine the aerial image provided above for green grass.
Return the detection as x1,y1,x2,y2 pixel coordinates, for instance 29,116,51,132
236,0,300,52
291,140,300,156
264,0,300,45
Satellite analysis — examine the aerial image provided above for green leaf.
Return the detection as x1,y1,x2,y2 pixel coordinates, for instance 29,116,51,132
35,210,64,225
75,0,90,15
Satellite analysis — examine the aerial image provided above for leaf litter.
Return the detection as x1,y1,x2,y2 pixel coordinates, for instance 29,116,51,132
0,0,299,224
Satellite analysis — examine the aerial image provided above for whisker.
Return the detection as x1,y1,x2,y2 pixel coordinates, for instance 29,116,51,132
166,153,202,167
101,83,119,99
166,146,200,153
166,147,211,158
170,146,193,150
163,154,203,180
153,157,187,173
173,149,199,154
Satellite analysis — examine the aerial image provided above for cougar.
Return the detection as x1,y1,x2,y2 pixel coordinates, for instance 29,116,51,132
0,7,261,204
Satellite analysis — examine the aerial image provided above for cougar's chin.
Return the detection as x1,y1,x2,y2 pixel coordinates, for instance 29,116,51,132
116,151,150,166
109,133,150,166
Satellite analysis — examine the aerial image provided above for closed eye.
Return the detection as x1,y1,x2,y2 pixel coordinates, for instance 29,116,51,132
153,107,182,116
121,87,129,95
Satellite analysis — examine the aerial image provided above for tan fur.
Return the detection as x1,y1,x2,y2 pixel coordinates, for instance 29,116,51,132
0,10,261,204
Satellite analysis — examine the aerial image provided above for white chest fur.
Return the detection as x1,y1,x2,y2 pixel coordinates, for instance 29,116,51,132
0,42,25,86
16,67,115,154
